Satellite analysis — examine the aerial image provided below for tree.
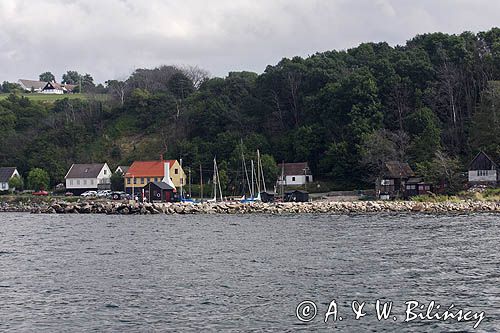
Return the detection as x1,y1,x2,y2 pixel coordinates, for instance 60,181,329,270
8,176,24,192
415,150,464,194
27,168,50,191
1,81,22,93
106,80,128,105
110,171,124,191
39,72,55,82
406,107,442,163
62,71,81,85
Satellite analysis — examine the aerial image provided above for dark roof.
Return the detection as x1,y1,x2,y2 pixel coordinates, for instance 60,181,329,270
116,166,129,174
383,161,415,178
0,167,17,182
280,162,311,176
468,151,498,170
65,163,106,179
148,181,175,190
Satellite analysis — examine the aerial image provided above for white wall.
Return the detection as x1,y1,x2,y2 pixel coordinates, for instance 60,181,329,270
97,163,112,183
66,178,99,189
278,174,313,186
468,170,497,183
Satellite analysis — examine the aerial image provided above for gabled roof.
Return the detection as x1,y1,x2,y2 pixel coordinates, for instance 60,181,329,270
468,151,498,170
18,79,47,90
280,162,311,176
65,163,107,179
116,166,129,174
383,161,415,178
43,81,64,91
0,167,17,182
148,181,175,190
126,160,177,177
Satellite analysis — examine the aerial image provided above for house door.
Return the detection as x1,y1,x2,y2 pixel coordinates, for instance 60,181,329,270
165,191,171,202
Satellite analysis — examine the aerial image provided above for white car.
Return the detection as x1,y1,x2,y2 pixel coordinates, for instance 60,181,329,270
81,191,97,197
97,190,112,197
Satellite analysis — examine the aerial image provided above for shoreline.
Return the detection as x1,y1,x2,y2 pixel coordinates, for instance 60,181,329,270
1,200,499,215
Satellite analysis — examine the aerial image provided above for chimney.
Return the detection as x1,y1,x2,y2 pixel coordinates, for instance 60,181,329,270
162,161,176,188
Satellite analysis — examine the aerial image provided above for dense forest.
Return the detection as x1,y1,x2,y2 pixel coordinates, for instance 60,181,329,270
1,28,500,193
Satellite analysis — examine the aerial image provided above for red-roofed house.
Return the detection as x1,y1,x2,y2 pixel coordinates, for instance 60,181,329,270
124,159,186,194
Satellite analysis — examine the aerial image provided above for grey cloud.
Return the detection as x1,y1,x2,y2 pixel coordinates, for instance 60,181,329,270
1,0,499,83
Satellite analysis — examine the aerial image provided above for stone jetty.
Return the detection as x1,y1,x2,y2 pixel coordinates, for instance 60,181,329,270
0,200,498,215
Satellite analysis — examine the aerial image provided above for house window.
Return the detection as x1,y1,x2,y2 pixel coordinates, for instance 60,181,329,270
175,168,179,175
154,178,158,182
104,169,107,175
147,178,151,183
70,180,73,185
127,178,131,184
292,177,296,181
91,179,95,185
141,178,145,184
77,180,80,185
407,185,416,190
133,178,137,184
305,176,310,182
83,179,87,185
477,170,489,176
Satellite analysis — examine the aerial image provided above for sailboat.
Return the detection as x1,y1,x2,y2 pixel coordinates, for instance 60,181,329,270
240,149,267,203
179,158,195,203
207,157,223,203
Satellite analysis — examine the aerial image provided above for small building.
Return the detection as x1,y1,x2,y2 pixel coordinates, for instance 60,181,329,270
377,161,415,199
124,159,185,194
143,182,176,202
0,167,20,192
284,190,309,202
18,79,47,92
115,166,129,175
260,191,275,203
468,151,498,187
64,163,112,195
277,162,313,186
405,177,433,198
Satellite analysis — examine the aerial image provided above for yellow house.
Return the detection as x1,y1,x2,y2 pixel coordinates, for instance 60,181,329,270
124,159,187,194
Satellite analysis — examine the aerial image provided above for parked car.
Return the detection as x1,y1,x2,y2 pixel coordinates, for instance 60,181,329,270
81,191,97,197
97,190,112,198
33,190,49,196
65,191,74,196
110,191,128,200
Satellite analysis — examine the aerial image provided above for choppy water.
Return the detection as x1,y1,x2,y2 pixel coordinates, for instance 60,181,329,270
0,213,499,332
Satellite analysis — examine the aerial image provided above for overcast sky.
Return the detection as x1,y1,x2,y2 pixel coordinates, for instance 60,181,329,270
1,0,499,83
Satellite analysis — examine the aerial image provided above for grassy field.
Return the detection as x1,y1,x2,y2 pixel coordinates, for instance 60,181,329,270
0,93,108,102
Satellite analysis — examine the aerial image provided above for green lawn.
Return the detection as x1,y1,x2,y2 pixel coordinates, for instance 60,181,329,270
0,93,108,102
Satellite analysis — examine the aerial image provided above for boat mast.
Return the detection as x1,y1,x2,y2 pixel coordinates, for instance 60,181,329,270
200,164,203,202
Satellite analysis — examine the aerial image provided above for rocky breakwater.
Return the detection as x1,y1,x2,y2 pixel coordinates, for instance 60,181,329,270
27,200,500,215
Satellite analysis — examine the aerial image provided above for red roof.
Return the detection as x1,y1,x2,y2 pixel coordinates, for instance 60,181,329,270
126,160,177,177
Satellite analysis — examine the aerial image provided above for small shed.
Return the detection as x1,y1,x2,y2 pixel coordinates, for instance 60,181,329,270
284,190,309,202
144,181,175,202
260,191,275,203
468,151,498,187
405,177,432,198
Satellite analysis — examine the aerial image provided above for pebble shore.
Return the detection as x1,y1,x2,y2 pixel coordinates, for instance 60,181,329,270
1,200,499,215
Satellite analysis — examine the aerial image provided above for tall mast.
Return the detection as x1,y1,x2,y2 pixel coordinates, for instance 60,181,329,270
281,161,285,198
258,149,267,192
251,160,255,198
240,139,251,197
200,164,203,202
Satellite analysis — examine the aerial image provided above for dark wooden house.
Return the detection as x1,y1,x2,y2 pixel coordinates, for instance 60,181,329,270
405,177,433,198
468,151,498,187
144,182,176,202
377,161,415,199
284,190,309,202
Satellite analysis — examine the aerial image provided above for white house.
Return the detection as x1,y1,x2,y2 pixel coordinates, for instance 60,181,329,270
468,151,498,187
277,162,313,186
65,163,112,195
0,167,20,192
